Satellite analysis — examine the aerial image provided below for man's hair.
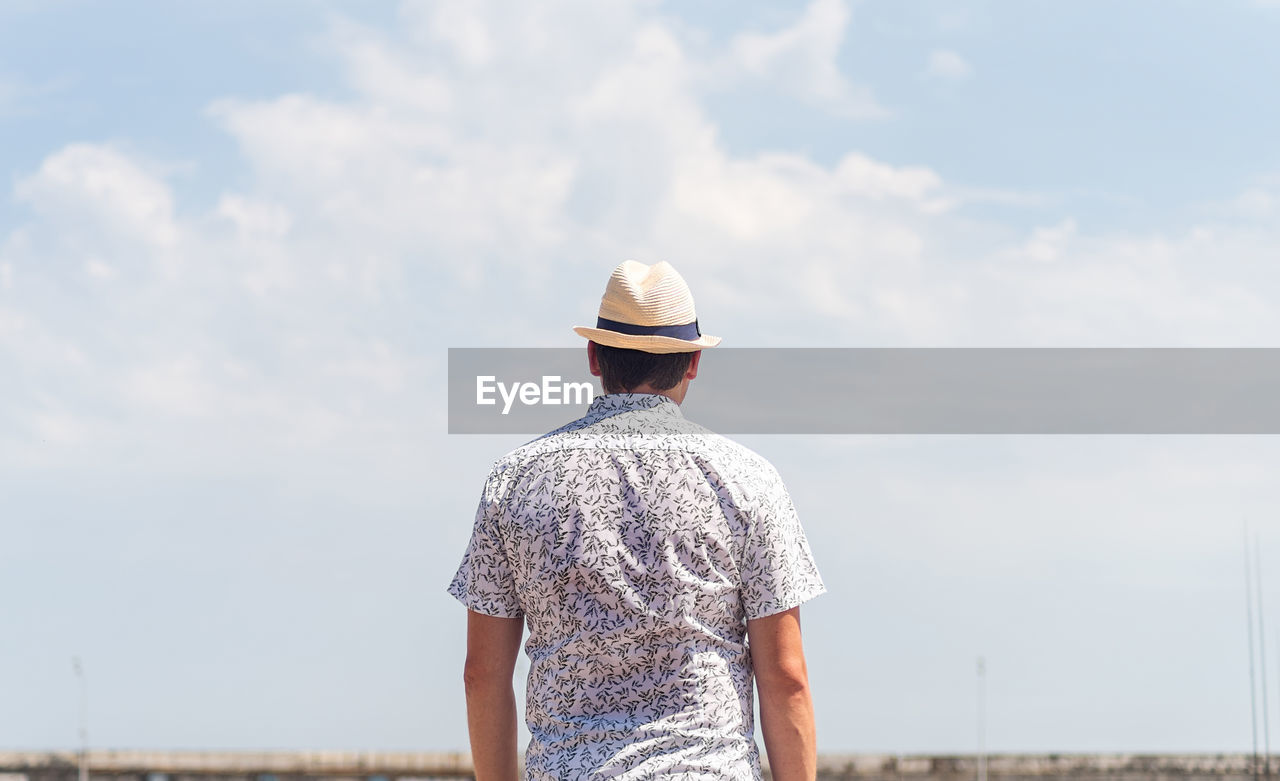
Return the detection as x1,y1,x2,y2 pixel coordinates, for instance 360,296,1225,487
593,343,694,393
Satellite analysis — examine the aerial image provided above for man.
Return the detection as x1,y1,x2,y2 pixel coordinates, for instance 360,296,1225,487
448,260,825,779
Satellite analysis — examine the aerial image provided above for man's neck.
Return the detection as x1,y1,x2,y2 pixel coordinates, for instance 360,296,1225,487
610,381,689,405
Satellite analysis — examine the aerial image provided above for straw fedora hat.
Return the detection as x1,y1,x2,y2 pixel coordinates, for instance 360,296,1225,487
573,260,721,354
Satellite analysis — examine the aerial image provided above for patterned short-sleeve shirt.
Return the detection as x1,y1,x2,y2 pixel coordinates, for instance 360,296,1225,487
448,393,825,779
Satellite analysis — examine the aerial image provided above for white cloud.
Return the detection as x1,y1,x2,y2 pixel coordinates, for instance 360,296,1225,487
1021,218,1078,264
725,0,888,119
834,152,946,204
5,0,1280,482
331,21,454,115
925,48,973,82
123,354,223,417
14,143,180,250
215,195,292,240
1197,175,1280,221
1229,186,1276,218
982,222,1278,345
84,257,118,279
415,0,496,67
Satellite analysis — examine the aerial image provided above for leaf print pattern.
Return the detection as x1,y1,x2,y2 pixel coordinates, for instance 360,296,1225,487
448,393,825,779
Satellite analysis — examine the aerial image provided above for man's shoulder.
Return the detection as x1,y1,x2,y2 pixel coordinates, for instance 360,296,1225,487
684,427,781,478
475,411,604,487
482,409,786,501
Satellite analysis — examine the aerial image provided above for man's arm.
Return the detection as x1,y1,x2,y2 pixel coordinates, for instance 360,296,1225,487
748,606,816,781
463,609,525,781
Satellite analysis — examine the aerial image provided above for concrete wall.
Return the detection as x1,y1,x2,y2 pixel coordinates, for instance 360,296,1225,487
2,751,1275,781
812,754,1272,781
0,752,473,781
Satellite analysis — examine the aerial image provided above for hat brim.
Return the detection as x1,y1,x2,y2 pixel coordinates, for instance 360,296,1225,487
573,326,721,354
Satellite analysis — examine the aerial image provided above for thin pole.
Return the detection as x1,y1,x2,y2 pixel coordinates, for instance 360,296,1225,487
72,656,87,781
1249,531,1261,781
977,656,987,781
1259,535,1272,778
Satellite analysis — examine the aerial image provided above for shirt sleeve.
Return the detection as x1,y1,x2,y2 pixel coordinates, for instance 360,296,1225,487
738,467,826,621
447,469,523,618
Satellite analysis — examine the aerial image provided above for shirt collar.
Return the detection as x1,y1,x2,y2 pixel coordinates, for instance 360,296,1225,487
585,393,684,423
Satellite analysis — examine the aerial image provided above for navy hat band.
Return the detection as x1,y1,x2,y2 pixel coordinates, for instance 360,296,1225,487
595,317,701,340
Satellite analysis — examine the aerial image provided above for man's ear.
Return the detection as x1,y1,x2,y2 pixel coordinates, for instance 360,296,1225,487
587,341,602,377
686,350,701,380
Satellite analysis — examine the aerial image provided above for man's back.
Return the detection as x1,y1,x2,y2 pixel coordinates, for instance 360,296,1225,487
450,393,824,778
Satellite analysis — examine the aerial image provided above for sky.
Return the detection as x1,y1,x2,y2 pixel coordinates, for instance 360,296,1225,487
4,0,1280,755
